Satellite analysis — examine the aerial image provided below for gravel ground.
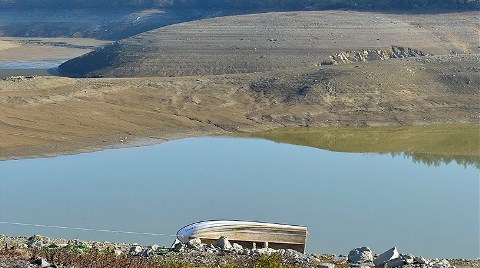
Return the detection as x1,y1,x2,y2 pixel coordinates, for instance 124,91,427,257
1,234,478,268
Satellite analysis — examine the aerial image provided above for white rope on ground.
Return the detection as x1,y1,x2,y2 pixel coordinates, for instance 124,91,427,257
0,221,181,237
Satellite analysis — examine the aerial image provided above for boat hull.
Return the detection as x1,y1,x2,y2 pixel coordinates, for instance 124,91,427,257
177,220,308,253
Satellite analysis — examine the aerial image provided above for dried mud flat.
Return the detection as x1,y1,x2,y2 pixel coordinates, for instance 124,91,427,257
0,37,109,61
1,56,478,160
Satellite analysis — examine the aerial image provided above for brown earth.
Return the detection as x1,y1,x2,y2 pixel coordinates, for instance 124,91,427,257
1,56,478,160
0,37,110,61
59,10,480,77
1,11,478,160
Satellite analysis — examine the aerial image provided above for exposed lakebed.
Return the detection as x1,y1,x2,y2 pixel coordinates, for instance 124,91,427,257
0,131,478,259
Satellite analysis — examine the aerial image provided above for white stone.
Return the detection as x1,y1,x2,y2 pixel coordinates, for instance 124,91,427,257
348,247,374,263
373,247,400,267
129,245,142,255
232,243,243,252
150,244,160,251
32,258,51,268
187,238,202,249
255,248,277,255
215,236,232,250
414,256,428,264
401,254,415,264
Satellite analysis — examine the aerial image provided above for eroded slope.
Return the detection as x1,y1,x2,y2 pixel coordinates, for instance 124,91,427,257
59,11,479,77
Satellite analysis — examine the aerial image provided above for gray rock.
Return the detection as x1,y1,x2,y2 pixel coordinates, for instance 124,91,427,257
150,244,160,251
414,256,428,265
334,255,348,264
172,242,185,252
374,247,400,267
232,243,243,252
114,249,123,256
401,254,415,264
215,236,232,251
170,239,183,251
129,245,142,255
140,248,155,257
254,248,277,255
284,249,307,261
318,263,335,268
349,264,374,268
348,247,374,263
383,258,405,268
429,259,451,268
32,258,51,268
241,248,251,255
187,238,202,249
27,235,50,249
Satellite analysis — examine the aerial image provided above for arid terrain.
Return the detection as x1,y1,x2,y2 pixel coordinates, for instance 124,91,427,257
0,37,109,61
0,10,477,160
59,11,479,77
1,56,478,160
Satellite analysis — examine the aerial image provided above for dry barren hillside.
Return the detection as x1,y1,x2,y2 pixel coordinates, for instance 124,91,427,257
2,56,479,159
59,11,479,77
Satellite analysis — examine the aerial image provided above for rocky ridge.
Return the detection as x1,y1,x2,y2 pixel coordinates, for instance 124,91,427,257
324,46,427,65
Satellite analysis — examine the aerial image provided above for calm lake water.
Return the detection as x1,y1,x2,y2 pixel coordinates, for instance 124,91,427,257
0,61,63,78
0,137,478,259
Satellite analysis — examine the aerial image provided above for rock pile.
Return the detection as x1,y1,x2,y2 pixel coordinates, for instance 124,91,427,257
324,46,427,65
167,237,456,268
346,247,454,268
0,234,472,268
2,75,35,82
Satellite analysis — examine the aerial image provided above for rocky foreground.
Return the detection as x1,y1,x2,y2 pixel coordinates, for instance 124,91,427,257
0,234,478,268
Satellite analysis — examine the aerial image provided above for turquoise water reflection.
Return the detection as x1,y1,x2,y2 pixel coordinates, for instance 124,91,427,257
0,61,64,69
0,137,478,258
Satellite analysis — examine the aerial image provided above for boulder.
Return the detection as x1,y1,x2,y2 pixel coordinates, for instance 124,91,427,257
204,244,217,254
373,247,399,267
215,236,232,251
27,235,50,249
32,257,51,268
284,249,307,262
348,247,374,263
170,239,183,251
414,256,428,265
150,244,160,251
401,254,415,264
232,243,243,252
172,242,185,252
187,238,202,249
318,263,335,268
140,248,154,257
129,245,142,255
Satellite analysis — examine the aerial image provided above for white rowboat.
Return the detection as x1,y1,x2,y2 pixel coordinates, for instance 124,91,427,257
177,220,308,253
